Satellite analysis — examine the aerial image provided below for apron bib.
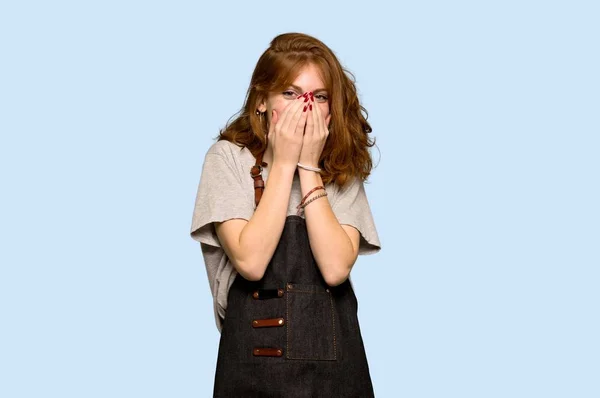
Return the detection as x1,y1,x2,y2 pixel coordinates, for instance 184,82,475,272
213,215,375,397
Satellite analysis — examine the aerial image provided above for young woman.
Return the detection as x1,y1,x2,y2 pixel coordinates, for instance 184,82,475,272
190,32,381,397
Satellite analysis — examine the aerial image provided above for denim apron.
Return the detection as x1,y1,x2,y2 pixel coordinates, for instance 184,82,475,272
212,214,375,397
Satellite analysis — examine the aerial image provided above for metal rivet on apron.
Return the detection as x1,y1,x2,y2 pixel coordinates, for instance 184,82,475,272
252,288,285,300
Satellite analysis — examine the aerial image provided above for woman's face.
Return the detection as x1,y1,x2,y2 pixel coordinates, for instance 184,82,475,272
259,63,330,127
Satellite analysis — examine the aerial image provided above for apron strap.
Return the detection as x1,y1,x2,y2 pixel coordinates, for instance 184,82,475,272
250,150,267,207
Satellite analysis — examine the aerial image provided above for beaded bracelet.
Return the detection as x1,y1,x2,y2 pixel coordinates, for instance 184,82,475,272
296,191,328,216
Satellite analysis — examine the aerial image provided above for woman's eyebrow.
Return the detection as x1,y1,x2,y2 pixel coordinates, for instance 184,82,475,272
289,84,327,93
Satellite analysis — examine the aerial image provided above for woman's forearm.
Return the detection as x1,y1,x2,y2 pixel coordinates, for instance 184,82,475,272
236,162,295,279
298,169,357,286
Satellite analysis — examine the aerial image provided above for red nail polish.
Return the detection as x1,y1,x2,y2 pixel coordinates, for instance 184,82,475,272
303,105,308,112
309,104,313,111
304,96,309,102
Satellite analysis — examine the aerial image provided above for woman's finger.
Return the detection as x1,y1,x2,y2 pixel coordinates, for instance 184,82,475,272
281,93,309,135
313,99,326,138
294,93,310,136
324,113,331,138
305,95,315,137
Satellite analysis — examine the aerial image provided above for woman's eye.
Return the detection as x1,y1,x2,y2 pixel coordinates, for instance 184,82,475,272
283,91,327,100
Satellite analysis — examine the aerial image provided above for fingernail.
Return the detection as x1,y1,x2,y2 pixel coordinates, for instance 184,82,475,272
303,105,308,112
304,96,309,102
309,104,312,111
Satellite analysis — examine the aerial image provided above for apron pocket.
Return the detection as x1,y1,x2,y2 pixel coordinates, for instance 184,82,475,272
285,283,337,360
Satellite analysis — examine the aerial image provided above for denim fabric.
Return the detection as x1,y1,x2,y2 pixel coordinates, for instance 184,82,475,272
213,215,375,397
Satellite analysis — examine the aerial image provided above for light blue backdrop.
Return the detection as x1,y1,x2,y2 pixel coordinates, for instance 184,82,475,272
1,1,598,397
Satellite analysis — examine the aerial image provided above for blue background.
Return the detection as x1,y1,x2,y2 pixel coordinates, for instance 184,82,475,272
1,1,598,397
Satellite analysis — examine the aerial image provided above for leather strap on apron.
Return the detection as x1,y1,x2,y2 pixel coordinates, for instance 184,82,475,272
250,150,267,207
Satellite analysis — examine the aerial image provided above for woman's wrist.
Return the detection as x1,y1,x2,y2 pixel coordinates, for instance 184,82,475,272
270,159,299,175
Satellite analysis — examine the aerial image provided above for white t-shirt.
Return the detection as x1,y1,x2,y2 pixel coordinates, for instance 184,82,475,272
190,139,381,332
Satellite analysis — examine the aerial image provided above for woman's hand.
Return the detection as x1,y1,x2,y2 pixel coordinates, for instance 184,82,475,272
299,92,331,168
268,93,310,169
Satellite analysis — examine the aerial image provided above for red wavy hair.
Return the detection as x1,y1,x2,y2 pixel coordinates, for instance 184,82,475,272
217,32,376,187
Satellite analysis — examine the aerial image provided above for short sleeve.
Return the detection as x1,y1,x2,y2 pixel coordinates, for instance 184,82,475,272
190,151,254,247
331,177,381,255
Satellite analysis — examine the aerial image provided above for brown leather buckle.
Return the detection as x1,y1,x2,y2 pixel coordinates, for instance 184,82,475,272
253,347,283,357
250,164,263,178
252,317,285,328
252,288,284,300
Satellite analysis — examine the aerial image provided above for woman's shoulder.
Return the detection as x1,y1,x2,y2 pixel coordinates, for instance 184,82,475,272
206,139,247,158
330,174,363,193
204,139,256,179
